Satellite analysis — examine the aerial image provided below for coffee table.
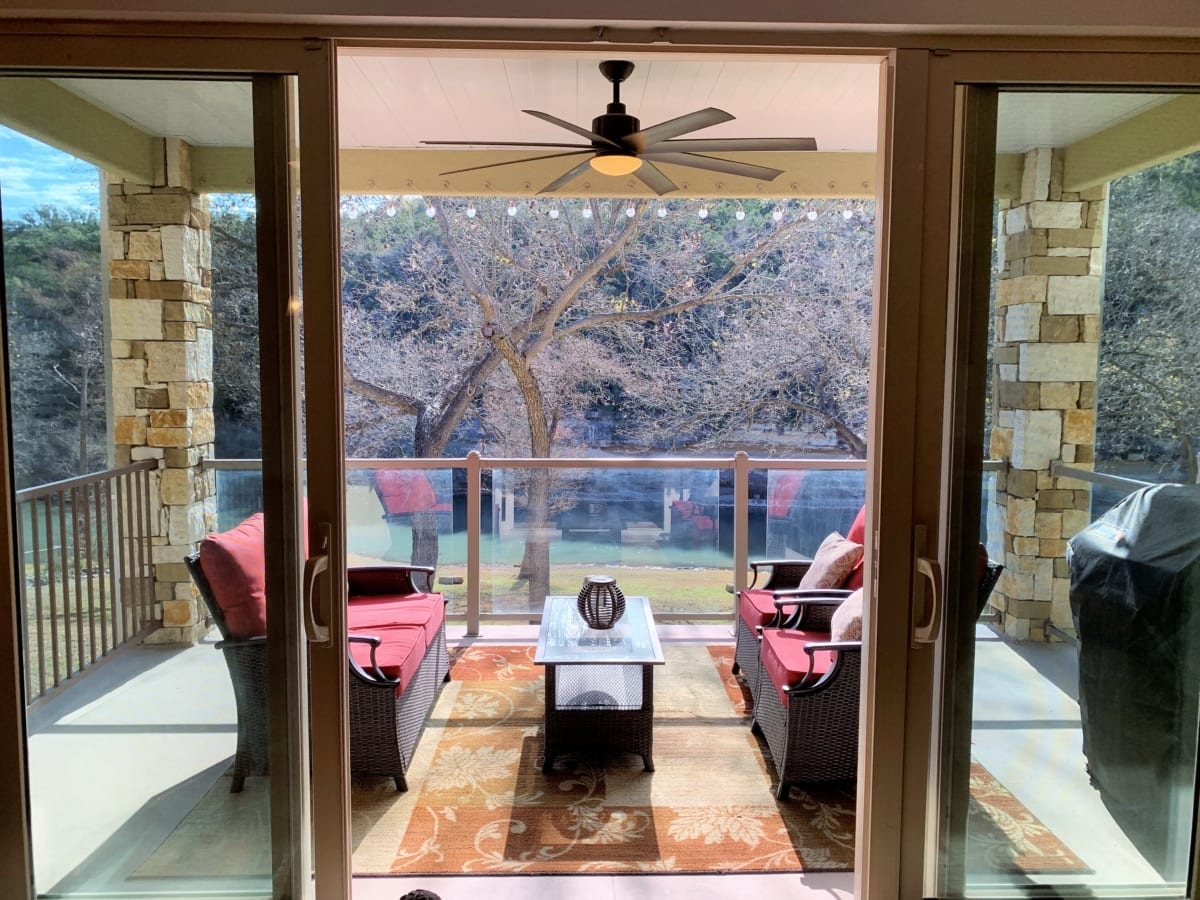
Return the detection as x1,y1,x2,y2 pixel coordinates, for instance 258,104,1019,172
535,594,665,772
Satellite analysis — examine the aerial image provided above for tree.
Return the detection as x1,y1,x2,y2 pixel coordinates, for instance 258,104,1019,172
2,207,105,487
340,196,875,602
1099,152,1200,482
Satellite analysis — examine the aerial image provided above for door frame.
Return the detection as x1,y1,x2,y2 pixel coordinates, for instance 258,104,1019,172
878,48,1200,899
0,35,348,900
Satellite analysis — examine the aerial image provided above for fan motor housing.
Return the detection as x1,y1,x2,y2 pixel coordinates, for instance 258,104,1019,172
592,111,639,147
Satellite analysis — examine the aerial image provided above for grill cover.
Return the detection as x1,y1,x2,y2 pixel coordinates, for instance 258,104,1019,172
1068,483,1200,880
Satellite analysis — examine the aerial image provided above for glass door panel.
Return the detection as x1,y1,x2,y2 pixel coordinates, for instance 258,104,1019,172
1,73,297,896
937,86,1200,895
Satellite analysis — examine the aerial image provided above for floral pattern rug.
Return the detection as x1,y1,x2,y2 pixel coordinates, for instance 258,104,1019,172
348,644,1088,876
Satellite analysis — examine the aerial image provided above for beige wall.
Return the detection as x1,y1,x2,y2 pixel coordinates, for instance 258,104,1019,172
1,0,1198,36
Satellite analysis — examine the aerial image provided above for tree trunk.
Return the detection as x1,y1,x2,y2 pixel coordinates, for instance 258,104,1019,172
408,413,441,569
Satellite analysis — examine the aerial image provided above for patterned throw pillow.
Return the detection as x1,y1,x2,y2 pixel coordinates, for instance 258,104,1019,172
796,531,864,590
831,588,865,641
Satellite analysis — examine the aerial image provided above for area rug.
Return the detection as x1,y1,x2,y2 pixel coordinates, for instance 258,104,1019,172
136,643,1088,878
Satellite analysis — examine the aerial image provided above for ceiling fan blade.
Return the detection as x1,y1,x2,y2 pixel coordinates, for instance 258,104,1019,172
438,150,593,177
650,137,818,153
538,157,597,193
626,107,735,153
633,160,678,196
640,151,785,182
423,140,594,149
523,109,621,149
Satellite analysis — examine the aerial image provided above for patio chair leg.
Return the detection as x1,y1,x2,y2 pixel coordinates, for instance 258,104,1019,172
444,671,451,682
750,718,763,736
775,780,790,801
642,754,654,772
731,660,740,675
393,775,408,792
230,776,245,794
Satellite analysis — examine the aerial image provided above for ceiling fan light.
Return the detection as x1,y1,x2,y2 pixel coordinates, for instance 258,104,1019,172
590,154,643,177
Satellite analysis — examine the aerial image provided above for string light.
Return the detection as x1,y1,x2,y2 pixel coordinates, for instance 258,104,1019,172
697,207,709,219
772,208,784,222
466,205,477,218
507,203,518,216
842,209,854,220
626,205,636,218
806,209,818,221
549,208,560,219
656,204,667,218
581,205,593,218
425,204,436,218
735,208,745,220
385,204,397,218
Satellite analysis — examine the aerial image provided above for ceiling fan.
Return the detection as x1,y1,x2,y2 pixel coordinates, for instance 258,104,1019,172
421,60,817,196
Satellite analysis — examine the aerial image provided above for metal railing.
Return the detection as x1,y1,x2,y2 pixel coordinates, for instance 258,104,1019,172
207,452,869,634
16,461,156,702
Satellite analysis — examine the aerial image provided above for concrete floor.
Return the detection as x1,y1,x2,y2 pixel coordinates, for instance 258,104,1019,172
23,622,1171,898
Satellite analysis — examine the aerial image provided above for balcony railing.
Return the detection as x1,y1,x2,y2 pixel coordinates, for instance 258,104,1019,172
16,461,156,702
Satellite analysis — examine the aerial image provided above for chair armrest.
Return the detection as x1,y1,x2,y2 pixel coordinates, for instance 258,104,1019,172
347,634,400,686
747,558,813,591
770,590,852,628
348,564,437,595
780,640,862,693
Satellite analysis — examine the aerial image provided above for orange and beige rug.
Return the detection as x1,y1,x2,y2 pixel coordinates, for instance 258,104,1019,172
135,643,1087,879
347,644,1089,876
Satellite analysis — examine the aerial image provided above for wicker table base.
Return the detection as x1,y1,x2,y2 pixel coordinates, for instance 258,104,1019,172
542,662,656,772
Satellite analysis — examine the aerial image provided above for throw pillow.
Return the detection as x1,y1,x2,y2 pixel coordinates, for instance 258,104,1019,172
831,587,864,641
797,531,864,590
198,513,267,640
845,505,867,590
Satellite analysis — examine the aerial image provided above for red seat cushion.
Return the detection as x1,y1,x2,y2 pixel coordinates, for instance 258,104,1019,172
844,505,867,590
348,624,426,692
348,593,444,647
198,513,267,640
760,627,837,705
738,588,779,630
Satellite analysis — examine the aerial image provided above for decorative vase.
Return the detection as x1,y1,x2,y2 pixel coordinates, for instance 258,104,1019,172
576,575,626,629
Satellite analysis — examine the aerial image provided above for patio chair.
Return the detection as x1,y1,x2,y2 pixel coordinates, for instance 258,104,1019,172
186,513,449,793
753,552,1004,798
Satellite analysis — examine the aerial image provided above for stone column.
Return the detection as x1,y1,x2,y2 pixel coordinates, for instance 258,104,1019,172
106,138,216,644
988,147,1106,641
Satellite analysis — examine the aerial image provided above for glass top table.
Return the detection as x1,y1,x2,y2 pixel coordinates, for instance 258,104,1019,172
534,594,665,772
535,595,665,665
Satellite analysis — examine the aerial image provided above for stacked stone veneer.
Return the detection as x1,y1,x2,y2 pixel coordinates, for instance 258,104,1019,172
987,148,1106,641
106,139,216,644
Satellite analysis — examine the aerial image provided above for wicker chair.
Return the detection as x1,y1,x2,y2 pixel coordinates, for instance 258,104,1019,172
186,553,449,793
752,558,1004,799
732,559,814,684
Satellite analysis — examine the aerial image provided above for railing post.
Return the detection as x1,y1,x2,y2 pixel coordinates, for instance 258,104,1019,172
466,451,481,637
733,451,750,602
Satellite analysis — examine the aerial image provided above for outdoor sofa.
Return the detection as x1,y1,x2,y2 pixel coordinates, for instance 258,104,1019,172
185,512,449,793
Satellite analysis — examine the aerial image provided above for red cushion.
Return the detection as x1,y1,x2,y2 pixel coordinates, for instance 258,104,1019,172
375,470,438,515
198,513,267,640
760,628,837,705
348,593,444,647
844,505,867,590
349,624,426,692
739,589,779,630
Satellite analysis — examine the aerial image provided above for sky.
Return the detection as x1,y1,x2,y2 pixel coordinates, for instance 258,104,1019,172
0,124,100,221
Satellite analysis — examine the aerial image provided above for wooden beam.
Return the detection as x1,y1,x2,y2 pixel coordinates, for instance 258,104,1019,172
1064,95,1200,191
192,145,256,192
338,148,876,198
0,78,156,184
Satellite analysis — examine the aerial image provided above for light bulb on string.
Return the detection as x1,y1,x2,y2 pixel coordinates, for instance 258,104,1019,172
735,208,745,220
806,209,818,221
656,204,667,218
385,204,397,218
425,204,436,218
772,207,784,222
549,207,560,219
581,205,593,219
466,206,477,218
842,209,854,220
697,206,709,219
626,205,636,218
507,203,518,217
